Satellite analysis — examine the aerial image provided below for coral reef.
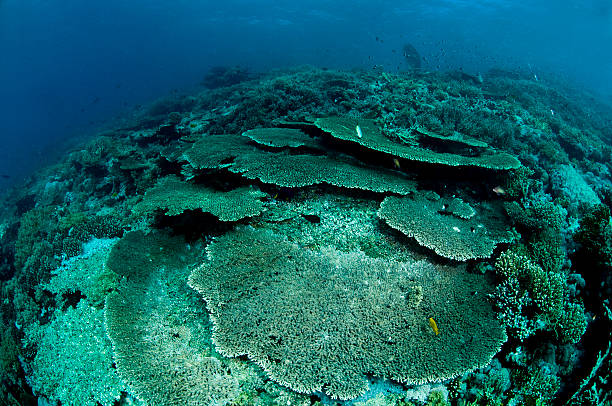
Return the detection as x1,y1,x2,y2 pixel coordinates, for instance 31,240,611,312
23,302,127,406
189,227,506,399
378,194,514,261
0,66,610,405
133,175,267,221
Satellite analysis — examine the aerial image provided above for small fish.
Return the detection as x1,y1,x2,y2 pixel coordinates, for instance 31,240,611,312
428,317,439,335
550,109,555,116
492,186,506,196
356,125,363,138
393,158,401,169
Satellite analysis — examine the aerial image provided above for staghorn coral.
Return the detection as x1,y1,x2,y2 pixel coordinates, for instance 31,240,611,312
189,227,506,399
133,175,267,221
378,194,514,261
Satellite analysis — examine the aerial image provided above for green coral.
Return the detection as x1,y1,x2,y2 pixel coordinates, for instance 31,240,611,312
553,302,588,344
378,194,514,261
133,176,267,221
574,204,612,269
44,237,120,308
504,200,567,233
528,229,566,274
105,230,240,406
24,302,128,406
229,149,416,195
493,250,587,344
314,116,521,170
502,166,536,199
529,265,565,316
189,227,506,399
512,366,561,406
242,127,322,149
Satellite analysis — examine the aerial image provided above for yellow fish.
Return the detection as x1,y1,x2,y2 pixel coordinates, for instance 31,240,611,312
428,317,439,335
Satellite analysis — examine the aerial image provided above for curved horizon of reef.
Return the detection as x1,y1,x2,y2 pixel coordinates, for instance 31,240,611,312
0,66,611,406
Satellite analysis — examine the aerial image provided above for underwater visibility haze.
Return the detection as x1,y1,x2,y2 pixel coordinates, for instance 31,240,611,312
0,1,611,405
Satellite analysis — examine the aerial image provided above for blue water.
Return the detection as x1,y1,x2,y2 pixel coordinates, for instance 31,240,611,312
1,0,611,188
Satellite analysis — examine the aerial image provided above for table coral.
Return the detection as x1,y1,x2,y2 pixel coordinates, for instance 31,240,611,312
189,227,506,399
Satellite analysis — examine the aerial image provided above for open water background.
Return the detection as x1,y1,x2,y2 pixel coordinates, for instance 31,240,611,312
0,0,611,189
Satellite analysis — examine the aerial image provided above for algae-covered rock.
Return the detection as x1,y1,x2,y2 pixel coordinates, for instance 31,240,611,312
378,194,514,261
189,227,506,399
315,117,520,170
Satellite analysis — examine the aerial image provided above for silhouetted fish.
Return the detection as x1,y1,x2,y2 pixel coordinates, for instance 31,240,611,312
402,43,422,70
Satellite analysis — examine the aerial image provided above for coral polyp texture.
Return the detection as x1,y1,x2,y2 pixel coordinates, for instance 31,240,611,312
314,116,521,170
242,127,322,150
378,194,514,261
228,149,417,194
188,227,507,399
133,175,267,221
183,133,256,169
105,230,240,406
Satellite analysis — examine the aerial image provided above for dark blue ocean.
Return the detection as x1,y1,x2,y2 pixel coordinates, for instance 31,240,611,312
0,0,610,188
